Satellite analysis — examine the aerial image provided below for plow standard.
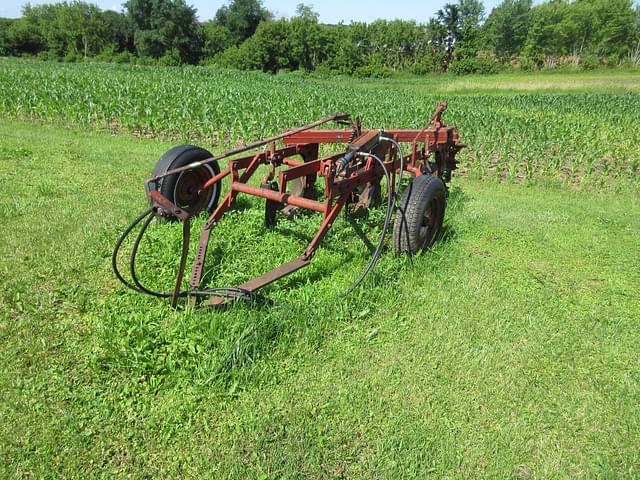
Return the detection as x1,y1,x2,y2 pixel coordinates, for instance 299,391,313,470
113,102,464,307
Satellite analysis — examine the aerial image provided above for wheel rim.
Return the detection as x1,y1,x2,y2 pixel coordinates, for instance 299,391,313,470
173,164,216,215
419,197,440,248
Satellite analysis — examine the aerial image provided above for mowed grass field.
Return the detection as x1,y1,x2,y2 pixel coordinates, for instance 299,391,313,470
1,62,640,478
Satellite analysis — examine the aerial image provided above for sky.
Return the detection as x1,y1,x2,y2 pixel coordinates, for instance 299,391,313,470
0,0,504,23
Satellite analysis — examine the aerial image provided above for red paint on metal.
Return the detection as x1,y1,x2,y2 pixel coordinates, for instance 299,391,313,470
143,104,464,307
231,182,327,213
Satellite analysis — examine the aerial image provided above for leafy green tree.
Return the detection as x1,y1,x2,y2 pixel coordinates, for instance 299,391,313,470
460,0,485,29
67,2,108,58
524,0,638,64
523,0,571,60
214,0,271,45
0,19,12,55
483,0,532,61
412,18,446,73
436,3,461,70
317,23,366,74
125,0,202,64
21,3,65,57
0,17,46,56
102,10,134,53
200,21,232,61
289,5,323,70
361,20,423,71
18,2,111,58
218,19,290,71
589,0,638,58
295,3,318,20
454,0,487,61
432,0,485,71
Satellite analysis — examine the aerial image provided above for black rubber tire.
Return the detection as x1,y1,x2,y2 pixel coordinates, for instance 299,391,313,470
393,175,446,254
149,145,221,220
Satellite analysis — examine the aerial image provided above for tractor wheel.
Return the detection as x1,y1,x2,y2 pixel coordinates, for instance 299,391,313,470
149,145,221,221
393,175,446,254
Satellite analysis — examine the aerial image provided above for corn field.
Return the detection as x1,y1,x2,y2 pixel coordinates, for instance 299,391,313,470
1,59,638,187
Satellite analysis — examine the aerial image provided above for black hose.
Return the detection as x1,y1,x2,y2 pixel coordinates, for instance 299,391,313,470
112,207,154,293
112,208,270,305
130,209,167,297
379,135,405,196
343,152,394,297
379,135,414,257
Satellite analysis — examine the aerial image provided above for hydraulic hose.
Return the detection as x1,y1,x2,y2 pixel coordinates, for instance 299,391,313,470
112,209,269,305
130,209,163,297
379,135,414,256
343,152,394,297
379,135,405,196
112,207,154,293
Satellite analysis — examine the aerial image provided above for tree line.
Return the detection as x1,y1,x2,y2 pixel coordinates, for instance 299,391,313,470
1,0,639,74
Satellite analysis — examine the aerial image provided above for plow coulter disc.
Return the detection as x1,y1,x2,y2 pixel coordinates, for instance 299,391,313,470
263,182,282,228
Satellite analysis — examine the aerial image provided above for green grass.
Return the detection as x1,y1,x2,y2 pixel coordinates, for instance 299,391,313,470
351,68,640,94
1,119,639,478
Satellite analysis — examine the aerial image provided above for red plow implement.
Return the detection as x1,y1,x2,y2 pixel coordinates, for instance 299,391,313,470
113,102,464,307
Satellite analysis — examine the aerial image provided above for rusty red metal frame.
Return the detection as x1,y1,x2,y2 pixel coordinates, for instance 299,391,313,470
146,102,464,306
